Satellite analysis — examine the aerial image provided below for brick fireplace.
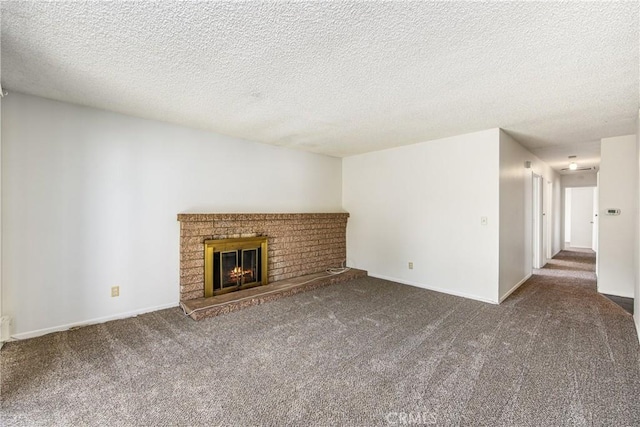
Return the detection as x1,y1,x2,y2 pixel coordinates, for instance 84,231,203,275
178,213,350,302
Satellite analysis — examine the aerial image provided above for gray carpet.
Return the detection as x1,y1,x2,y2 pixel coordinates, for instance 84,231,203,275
2,251,640,426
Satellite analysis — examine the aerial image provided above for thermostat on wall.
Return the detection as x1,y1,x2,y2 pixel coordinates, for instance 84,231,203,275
605,209,621,215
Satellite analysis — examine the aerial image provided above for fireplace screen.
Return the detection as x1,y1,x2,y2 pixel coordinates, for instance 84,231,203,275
216,248,260,290
204,236,268,297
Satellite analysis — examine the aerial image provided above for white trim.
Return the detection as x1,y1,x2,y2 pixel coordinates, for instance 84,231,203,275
368,273,498,305
635,316,640,344
10,302,178,341
499,273,532,303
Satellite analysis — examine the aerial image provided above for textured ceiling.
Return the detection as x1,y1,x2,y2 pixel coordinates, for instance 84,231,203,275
1,2,638,167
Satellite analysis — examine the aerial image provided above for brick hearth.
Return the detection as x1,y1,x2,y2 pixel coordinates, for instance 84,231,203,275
180,268,367,321
178,213,352,302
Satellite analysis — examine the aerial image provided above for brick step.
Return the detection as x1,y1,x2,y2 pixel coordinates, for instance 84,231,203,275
180,268,367,321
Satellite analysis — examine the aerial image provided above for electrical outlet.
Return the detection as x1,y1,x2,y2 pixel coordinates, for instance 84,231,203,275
111,286,120,297
408,262,414,270
481,217,488,226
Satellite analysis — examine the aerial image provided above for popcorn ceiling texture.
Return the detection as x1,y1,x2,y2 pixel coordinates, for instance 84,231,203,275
1,2,638,162
178,213,349,301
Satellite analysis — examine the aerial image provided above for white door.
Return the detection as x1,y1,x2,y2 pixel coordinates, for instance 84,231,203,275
533,175,544,269
592,186,598,252
545,180,553,261
569,187,595,248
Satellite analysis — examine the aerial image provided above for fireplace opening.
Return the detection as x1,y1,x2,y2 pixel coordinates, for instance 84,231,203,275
204,236,268,297
214,248,261,290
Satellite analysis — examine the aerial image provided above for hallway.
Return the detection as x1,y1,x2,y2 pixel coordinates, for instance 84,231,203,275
534,249,598,285
525,249,632,314
505,249,630,317
499,249,640,424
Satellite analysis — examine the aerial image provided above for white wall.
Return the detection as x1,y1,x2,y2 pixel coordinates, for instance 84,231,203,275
498,130,561,301
561,171,598,188
2,93,343,338
598,134,638,298
343,129,501,303
635,111,640,339
0,90,3,344
569,187,595,249
0,11,4,345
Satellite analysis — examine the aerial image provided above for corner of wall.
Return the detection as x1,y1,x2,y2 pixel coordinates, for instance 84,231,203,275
496,131,562,302
599,134,638,299
635,110,640,336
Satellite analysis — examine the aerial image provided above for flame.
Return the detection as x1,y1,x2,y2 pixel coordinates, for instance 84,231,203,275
229,266,254,281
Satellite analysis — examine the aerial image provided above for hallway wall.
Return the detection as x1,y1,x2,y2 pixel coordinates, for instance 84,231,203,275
599,134,638,298
498,130,561,302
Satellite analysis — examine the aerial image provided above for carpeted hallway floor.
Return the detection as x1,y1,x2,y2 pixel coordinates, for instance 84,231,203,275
2,250,639,426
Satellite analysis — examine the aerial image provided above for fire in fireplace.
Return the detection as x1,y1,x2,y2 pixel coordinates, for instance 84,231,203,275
204,236,268,297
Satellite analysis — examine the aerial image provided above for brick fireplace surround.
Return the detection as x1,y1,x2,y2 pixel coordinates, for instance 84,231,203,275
178,213,359,307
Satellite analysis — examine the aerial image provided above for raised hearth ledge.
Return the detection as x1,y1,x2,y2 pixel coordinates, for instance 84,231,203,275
180,268,367,321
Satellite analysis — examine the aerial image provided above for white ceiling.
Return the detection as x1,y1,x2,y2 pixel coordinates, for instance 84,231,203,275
1,2,638,170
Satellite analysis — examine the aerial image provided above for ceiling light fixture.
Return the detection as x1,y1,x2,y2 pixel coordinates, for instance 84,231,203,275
568,155,577,170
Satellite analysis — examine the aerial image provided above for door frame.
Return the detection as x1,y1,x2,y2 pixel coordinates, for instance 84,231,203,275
532,174,544,269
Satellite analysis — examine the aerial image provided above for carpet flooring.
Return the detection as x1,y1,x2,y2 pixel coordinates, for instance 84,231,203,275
2,250,640,426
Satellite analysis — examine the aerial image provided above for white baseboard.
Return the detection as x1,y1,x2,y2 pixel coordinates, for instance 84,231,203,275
10,302,178,341
635,315,640,344
499,273,532,303
368,273,498,305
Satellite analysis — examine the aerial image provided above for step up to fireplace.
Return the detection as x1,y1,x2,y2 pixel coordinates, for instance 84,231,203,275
180,268,367,321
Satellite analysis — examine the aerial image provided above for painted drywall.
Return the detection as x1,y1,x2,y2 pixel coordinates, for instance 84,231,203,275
598,134,638,298
569,187,595,249
561,171,598,188
2,93,342,338
343,129,500,303
635,111,640,338
0,91,3,344
0,12,4,345
498,130,561,301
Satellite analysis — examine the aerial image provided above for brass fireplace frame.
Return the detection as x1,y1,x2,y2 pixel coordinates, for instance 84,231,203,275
204,236,268,297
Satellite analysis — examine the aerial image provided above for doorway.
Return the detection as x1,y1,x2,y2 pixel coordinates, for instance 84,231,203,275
564,186,597,250
533,175,544,269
